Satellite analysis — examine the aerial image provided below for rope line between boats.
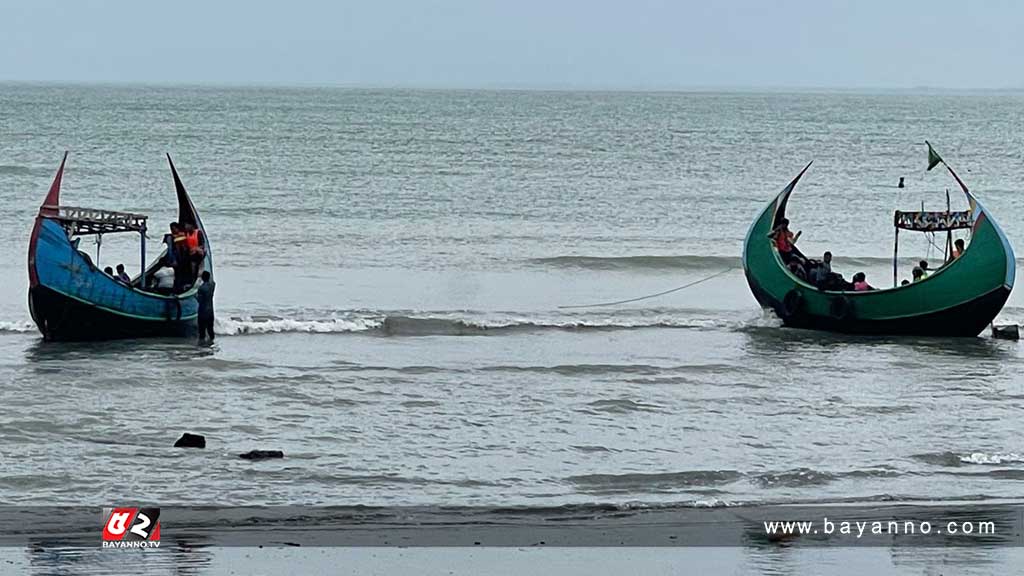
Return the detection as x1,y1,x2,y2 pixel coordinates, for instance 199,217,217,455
558,267,737,309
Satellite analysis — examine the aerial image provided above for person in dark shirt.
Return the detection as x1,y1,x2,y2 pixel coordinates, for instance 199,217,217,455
919,259,930,279
115,263,131,284
196,270,215,344
809,251,832,287
947,238,967,265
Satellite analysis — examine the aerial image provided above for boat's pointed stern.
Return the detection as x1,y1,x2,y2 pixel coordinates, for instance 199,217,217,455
742,161,812,306
971,195,1016,292
166,154,197,228
29,152,69,288
166,154,213,280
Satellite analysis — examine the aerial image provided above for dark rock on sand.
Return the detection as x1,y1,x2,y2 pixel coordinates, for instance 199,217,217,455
174,433,206,448
239,450,284,460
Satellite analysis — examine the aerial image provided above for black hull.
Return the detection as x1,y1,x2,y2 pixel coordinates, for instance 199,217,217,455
29,285,196,342
748,275,1010,337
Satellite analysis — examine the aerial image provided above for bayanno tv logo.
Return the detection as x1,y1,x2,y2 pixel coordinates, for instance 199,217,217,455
101,507,161,549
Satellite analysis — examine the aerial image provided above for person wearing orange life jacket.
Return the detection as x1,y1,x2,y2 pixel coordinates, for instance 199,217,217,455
184,223,205,285
169,222,189,291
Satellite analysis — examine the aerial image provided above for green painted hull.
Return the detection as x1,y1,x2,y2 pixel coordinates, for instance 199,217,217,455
742,164,1015,336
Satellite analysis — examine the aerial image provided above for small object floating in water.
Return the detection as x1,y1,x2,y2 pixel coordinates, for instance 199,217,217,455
898,176,905,188
742,142,1014,336
27,152,214,341
991,324,1020,340
239,450,284,460
173,433,206,448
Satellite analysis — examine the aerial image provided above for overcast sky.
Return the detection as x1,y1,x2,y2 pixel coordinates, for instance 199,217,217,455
1,0,1021,89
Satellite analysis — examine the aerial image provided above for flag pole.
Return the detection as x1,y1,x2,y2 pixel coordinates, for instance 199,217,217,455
926,140,970,196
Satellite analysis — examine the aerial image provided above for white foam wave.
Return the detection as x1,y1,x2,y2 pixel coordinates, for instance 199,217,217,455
0,320,35,333
692,498,736,508
747,309,784,328
216,316,383,335
0,309,767,338
960,452,1024,465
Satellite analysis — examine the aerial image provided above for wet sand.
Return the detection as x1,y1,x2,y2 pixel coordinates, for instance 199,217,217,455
3,546,1022,575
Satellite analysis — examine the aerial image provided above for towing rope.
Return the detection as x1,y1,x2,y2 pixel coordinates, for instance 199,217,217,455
557,267,737,309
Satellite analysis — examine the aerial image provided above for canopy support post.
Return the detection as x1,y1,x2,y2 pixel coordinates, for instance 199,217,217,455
95,234,102,267
945,190,952,262
893,227,899,288
140,225,146,288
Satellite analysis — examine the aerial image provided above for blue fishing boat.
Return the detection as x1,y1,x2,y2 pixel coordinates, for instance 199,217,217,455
27,153,213,341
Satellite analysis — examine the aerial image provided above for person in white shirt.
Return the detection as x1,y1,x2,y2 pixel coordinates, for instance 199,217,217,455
153,258,176,294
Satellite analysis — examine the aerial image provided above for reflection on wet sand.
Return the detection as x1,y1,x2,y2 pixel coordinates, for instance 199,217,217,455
25,537,212,576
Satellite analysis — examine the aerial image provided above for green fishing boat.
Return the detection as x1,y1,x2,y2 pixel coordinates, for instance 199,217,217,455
742,144,1014,336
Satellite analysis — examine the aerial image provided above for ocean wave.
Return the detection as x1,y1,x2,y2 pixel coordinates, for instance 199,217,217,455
567,470,745,494
0,309,769,338
960,452,1024,465
582,398,664,414
912,451,1024,467
754,468,837,488
216,310,757,337
0,164,36,176
568,467,902,495
0,321,35,333
530,255,740,271
215,315,382,335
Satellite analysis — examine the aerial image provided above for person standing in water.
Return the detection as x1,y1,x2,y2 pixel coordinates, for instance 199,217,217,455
196,270,215,344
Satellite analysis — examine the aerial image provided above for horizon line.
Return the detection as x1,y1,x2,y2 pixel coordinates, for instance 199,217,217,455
2,79,1024,94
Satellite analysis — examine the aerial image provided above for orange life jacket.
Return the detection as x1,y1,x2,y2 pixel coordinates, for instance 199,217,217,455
774,230,794,253
186,230,200,252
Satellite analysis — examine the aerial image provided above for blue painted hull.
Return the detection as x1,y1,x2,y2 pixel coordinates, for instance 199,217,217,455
29,285,196,340
29,219,200,341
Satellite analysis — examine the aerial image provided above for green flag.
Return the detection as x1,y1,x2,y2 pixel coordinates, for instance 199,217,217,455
926,140,944,171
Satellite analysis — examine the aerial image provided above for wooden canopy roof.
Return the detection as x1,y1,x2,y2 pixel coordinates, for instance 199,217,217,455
41,205,148,235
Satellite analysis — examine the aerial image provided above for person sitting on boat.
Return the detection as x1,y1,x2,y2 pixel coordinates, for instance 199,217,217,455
103,266,114,276
912,266,925,283
951,238,966,260
808,251,832,286
919,260,930,278
152,257,176,294
115,263,131,284
768,218,801,263
901,279,911,286
852,272,874,291
787,260,807,281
